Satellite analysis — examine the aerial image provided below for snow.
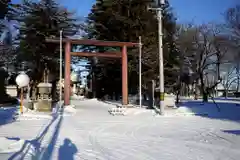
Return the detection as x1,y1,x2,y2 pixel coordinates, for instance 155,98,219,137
0,137,25,153
71,94,85,100
0,98,240,160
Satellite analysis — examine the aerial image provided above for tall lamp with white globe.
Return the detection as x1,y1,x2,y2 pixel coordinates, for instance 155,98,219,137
15,72,30,114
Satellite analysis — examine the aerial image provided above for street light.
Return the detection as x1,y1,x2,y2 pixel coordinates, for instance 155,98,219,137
59,30,63,107
139,36,142,108
148,0,165,115
16,72,30,114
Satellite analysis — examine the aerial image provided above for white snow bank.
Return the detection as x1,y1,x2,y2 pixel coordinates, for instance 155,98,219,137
64,105,77,113
14,104,54,120
62,105,77,116
174,106,208,116
124,108,151,115
0,137,26,153
16,112,53,121
71,95,85,100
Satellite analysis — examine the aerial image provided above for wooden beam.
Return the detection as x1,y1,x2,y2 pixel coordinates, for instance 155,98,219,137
46,38,138,47
70,52,122,58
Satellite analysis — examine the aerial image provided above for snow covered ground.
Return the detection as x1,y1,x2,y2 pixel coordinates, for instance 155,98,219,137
0,99,240,160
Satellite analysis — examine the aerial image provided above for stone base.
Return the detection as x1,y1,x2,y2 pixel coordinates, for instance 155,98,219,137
23,100,34,110
37,100,52,112
6,85,17,97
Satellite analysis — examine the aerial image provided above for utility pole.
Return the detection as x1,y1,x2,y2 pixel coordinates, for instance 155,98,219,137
148,0,165,115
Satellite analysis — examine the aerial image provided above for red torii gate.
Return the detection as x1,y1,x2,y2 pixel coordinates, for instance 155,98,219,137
46,38,138,106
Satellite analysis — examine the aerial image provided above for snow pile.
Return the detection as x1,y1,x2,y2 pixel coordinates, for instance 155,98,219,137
164,106,208,117
63,105,77,116
124,108,150,115
176,106,196,115
14,104,54,120
71,94,85,100
0,137,25,153
17,105,35,114
164,94,176,108
0,104,56,122
16,113,53,121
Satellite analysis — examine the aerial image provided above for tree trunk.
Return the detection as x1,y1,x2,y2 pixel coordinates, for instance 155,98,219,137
193,81,198,100
202,91,208,102
199,72,208,102
176,83,181,104
225,89,228,98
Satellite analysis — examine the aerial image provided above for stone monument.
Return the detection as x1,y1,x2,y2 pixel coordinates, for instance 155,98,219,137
36,67,52,112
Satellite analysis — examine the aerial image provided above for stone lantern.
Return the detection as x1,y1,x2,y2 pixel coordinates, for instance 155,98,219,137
37,82,52,99
36,67,53,112
71,72,78,95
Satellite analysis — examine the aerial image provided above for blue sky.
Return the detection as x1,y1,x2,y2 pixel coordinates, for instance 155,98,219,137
12,0,238,24
58,0,238,24
170,0,238,24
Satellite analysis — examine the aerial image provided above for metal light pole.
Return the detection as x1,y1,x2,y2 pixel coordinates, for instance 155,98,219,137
139,36,142,108
148,0,165,115
59,30,63,107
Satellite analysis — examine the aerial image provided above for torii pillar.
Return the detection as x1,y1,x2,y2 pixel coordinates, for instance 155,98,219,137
64,41,71,106
121,45,128,105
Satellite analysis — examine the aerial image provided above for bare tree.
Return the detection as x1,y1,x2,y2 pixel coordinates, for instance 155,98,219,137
176,24,229,102
224,5,240,91
220,64,240,96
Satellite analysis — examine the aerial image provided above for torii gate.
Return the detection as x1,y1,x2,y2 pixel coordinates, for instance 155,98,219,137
46,38,138,106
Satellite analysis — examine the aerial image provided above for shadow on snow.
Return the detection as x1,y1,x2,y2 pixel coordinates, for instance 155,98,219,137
0,106,18,126
222,130,240,136
179,100,240,122
5,108,71,160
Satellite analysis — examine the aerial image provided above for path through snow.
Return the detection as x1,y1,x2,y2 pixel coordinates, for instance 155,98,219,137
0,99,240,159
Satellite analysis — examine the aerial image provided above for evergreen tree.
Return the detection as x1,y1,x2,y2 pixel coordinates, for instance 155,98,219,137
0,0,18,68
86,0,178,98
18,0,79,81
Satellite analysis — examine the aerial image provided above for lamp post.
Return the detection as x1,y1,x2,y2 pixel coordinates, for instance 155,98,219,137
15,72,30,114
139,36,142,108
59,30,63,107
148,0,165,115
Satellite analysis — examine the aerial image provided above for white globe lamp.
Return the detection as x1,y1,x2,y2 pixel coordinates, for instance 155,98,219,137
16,72,30,88
15,72,30,114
